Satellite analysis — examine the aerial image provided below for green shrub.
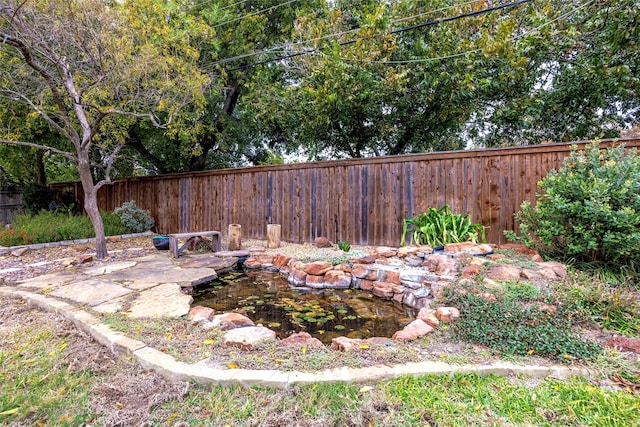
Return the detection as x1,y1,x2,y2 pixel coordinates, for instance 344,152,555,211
0,211,130,246
506,142,640,266
113,200,155,233
401,205,485,246
442,281,602,361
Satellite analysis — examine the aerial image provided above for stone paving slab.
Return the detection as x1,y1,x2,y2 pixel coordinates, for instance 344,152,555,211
50,278,132,307
126,282,193,318
17,271,79,291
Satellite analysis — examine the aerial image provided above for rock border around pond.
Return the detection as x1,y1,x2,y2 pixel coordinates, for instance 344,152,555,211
188,242,568,351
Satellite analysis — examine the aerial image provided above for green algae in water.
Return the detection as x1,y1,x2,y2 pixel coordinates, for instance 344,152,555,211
192,271,416,345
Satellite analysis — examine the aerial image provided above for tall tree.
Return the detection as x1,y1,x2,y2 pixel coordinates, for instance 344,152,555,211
0,0,209,258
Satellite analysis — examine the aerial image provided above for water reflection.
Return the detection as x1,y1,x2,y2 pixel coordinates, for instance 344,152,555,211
192,271,416,344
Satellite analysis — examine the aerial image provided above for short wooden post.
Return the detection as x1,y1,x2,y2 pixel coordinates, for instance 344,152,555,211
267,224,281,249
228,224,242,250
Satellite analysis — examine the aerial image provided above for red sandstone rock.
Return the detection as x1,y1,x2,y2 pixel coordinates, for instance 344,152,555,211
76,254,94,264
423,254,457,275
461,264,481,278
536,261,568,279
272,254,291,269
498,243,543,262
303,261,333,276
370,246,398,258
333,263,352,272
315,236,332,248
305,274,325,287
350,255,376,264
444,242,493,254
280,332,324,348
212,312,255,328
435,306,460,322
486,253,506,261
330,336,363,351
324,270,352,288
243,258,262,269
417,308,440,328
188,306,215,322
486,264,521,281
378,269,401,285
355,279,375,291
372,281,396,299
392,319,434,341
288,267,307,286
397,246,421,258
351,264,371,278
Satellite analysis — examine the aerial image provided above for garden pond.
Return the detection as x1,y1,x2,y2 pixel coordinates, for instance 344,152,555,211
192,271,417,344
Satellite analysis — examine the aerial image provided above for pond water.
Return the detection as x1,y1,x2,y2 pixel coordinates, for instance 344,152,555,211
192,271,416,344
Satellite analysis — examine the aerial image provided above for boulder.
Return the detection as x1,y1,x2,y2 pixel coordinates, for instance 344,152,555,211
280,332,324,348
330,336,364,351
435,306,460,322
370,246,398,258
461,264,481,278
444,242,493,254
305,274,325,288
351,264,371,279
315,236,332,248
486,264,521,281
272,254,292,269
423,254,457,275
377,269,401,285
417,308,440,328
303,261,333,276
392,319,434,341
210,312,255,329
350,255,376,264
223,326,276,350
243,258,262,269
188,306,215,322
324,270,352,289
288,267,308,286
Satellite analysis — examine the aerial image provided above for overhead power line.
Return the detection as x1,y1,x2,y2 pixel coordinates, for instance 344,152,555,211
227,0,535,71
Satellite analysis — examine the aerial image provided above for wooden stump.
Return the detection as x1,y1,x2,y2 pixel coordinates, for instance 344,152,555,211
267,224,281,249
228,224,242,250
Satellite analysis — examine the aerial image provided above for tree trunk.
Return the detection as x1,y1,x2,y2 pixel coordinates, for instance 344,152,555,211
77,157,108,259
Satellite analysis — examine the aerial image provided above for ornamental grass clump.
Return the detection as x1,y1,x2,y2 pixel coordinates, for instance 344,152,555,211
506,142,640,271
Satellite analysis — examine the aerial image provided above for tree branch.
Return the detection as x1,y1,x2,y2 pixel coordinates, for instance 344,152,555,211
0,138,77,161
0,88,71,140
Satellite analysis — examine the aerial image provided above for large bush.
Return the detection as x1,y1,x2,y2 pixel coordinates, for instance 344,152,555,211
113,200,155,233
507,142,640,265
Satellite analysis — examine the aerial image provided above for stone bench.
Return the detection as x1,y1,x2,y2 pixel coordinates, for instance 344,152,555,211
169,231,221,258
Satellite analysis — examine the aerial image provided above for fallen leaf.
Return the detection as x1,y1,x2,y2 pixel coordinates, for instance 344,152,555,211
228,362,240,369
0,408,19,416
359,386,374,394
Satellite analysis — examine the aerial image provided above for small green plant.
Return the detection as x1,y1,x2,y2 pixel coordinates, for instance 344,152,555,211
337,240,351,252
401,205,485,246
442,282,602,361
506,142,640,270
113,200,155,233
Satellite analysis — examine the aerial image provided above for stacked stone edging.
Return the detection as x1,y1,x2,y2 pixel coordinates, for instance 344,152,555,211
234,241,568,344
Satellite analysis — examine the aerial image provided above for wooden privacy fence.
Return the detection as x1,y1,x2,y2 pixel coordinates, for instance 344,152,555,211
0,190,23,225
52,138,640,246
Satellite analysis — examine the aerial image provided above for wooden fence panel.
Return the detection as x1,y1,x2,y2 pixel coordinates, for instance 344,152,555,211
51,138,640,246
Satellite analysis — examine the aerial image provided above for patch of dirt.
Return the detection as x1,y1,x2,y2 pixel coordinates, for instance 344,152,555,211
0,296,189,426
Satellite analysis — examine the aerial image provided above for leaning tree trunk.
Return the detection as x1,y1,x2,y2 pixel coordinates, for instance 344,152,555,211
77,157,108,259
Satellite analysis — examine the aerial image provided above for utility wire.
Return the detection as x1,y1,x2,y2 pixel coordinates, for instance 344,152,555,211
200,0,485,69
346,0,595,65
227,0,535,71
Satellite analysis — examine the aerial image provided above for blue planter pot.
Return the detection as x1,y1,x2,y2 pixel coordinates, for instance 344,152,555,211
152,235,170,250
